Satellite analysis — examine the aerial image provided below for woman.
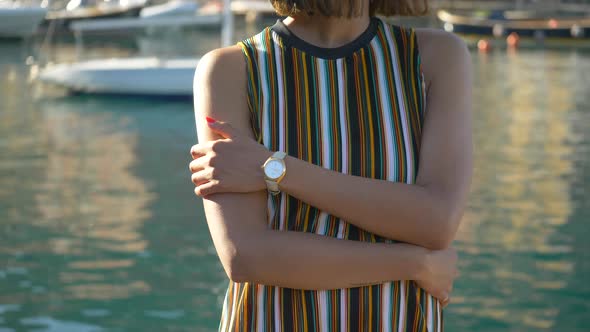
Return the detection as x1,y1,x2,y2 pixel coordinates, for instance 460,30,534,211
189,0,472,330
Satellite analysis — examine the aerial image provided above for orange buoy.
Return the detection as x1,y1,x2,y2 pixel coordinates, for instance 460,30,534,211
477,39,492,52
506,32,520,49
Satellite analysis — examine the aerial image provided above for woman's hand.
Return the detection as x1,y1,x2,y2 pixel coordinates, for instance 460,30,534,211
416,247,459,308
189,118,272,197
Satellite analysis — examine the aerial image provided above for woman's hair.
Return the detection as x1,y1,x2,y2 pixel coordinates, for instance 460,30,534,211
270,0,428,17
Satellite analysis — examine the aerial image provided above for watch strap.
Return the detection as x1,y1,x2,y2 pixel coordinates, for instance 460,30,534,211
265,179,280,195
272,151,287,160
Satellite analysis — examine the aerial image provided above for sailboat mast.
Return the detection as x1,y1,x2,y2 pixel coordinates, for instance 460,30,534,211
221,0,234,47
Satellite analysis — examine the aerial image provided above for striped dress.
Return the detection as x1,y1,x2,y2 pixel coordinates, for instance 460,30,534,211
220,17,442,331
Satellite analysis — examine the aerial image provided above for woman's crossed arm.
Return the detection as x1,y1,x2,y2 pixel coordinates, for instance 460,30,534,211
191,29,473,250
191,45,457,300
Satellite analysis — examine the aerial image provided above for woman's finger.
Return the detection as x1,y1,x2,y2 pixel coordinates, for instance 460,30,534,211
189,157,208,173
195,180,220,197
191,169,214,186
207,120,239,139
435,291,449,303
190,144,209,159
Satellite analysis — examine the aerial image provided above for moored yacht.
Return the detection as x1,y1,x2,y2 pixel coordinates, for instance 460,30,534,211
0,0,47,38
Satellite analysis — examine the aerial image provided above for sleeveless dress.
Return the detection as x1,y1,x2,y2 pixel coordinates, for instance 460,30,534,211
220,17,442,332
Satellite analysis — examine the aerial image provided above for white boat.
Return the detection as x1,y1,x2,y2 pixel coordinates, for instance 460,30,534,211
139,0,199,18
39,57,199,96
70,13,221,33
69,0,222,34
0,1,47,38
45,0,148,26
230,0,274,15
37,0,234,96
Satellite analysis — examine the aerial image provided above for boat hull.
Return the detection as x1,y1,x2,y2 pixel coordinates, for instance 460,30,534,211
448,23,589,39
44,7,143,27
39,57,199,96
438,10,590,41
0,7,47,38
43,0,147,29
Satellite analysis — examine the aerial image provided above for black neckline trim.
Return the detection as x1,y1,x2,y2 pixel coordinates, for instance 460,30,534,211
271,17,380,59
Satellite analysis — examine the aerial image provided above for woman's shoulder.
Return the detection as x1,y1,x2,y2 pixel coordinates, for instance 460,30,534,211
193,44,255,142
414,28,468,55
193,45,248,118
194,25,273,84
413,28,471,86
196,45,245,78
379,22,469,67
193,45,246,96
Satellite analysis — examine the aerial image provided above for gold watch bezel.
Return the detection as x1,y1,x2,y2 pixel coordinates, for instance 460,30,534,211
262,152,287,192
262,156,286,182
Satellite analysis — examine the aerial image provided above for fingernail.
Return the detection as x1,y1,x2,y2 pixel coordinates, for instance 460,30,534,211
206,116,216,124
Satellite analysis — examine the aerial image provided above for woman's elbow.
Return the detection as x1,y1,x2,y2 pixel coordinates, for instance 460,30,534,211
423,233,453,250
424,207,463,250
224,256,250,283
219,240,262,283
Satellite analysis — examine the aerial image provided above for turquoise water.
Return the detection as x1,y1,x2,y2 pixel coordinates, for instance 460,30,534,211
1,20,589,331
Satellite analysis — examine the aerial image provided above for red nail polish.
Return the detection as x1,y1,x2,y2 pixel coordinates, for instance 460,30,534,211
206,116,216,124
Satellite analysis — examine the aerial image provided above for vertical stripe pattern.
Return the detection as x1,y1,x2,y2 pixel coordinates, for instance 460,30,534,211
221,18,440,331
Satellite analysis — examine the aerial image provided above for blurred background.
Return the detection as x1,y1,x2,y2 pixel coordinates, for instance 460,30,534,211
0,0,589,331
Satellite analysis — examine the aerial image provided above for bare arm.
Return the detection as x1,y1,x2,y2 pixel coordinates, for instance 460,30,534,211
273,30,473,250
193,46,453,291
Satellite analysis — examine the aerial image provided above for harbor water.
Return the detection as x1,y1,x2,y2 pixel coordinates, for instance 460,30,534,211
1,18,589,331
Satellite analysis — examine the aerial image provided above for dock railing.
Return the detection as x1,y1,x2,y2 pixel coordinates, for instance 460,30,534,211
430,0,590,12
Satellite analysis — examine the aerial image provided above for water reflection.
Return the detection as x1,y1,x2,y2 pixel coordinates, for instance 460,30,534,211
1,48,156,308
451,50,589,331
20,316,104,332
35,98,155,300
1,54,225,328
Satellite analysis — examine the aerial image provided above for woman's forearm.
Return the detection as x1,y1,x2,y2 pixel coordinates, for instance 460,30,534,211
278,156,453,249
202,191,428,291
231,228,427,290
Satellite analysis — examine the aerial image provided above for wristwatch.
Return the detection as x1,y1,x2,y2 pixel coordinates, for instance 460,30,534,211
262,151,287,195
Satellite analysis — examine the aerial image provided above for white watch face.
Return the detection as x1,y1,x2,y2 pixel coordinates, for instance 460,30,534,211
264,160,285,179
